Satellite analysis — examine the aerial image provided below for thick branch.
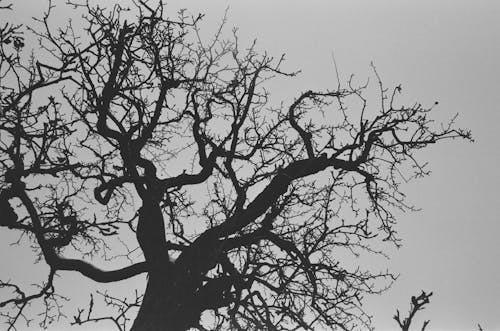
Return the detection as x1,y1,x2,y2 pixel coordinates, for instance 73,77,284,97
14,184,147,282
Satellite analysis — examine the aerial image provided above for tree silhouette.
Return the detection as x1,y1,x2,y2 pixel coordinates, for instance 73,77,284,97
0,1,472,330
394,290,432,331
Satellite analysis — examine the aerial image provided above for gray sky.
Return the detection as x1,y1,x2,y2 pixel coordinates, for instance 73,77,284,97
2,1,500,330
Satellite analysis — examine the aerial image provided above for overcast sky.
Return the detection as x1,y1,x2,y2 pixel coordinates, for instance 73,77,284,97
2,1,500,330
204,2,500,330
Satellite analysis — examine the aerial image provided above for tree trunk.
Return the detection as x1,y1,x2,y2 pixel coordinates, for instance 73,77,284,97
130,196,227,331
130,269,201,331
130,200,204,331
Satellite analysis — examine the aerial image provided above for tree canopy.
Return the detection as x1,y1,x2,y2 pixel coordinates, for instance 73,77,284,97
0,1,471,330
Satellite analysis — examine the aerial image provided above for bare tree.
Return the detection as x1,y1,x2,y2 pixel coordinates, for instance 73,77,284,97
394,291,433,331
0,1,472,330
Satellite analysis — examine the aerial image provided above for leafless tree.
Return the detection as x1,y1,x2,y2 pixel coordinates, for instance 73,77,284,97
0,1,472,330
394,291,432,331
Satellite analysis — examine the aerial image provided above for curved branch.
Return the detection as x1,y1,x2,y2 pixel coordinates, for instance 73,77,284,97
15,184,147,283
289,90,344,159
56,260,148,283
